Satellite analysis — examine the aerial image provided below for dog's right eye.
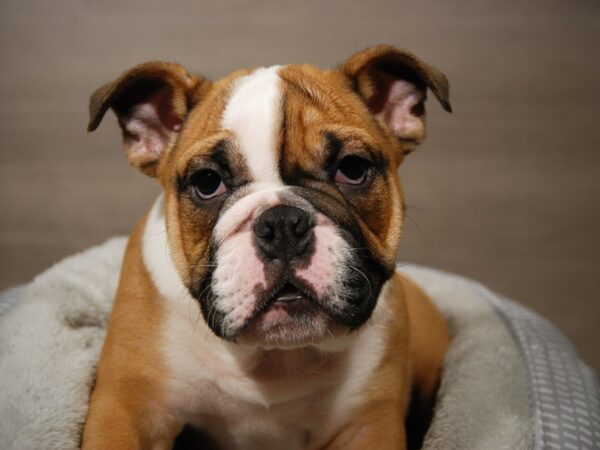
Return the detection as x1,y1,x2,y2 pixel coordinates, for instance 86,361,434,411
190,169,227,199
335,155,371,186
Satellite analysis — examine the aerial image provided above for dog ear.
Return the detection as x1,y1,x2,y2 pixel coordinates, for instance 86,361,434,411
340,45,452,155
88,62,211,177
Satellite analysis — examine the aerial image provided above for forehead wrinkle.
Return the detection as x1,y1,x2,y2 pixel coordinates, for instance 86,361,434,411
221,66,284,184
174,131,232,177
280,67,355,116
280,71,374,149
281,66,389,143
280,75,332,118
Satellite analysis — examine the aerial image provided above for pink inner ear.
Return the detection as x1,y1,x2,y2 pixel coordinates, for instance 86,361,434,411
377,78,425,142
121,86,183,161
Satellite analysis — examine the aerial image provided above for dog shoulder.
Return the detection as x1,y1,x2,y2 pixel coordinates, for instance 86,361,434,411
393,270,450,434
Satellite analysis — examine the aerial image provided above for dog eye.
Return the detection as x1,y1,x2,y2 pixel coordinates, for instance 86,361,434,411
190,169,227,199
335,156,370,185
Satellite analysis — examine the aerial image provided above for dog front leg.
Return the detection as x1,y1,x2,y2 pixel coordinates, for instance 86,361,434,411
81,387,181,450
322,405,406,450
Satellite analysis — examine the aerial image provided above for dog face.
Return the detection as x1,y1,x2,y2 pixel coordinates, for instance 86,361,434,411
89,46,451,348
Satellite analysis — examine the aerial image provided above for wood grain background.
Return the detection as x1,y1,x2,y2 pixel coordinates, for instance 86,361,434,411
1,0,599,370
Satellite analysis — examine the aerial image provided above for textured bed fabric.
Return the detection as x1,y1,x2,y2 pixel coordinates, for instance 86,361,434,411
491,296,600,450
0,238,125,450
0,238,597,449
400,266,535,449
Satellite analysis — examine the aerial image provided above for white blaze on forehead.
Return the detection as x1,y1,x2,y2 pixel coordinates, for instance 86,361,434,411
221,66,283,184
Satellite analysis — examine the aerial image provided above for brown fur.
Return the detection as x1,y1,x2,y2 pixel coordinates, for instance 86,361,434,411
82,216,181,448
82,46,452,449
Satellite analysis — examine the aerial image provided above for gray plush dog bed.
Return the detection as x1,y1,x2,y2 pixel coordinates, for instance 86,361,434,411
0,238,598,450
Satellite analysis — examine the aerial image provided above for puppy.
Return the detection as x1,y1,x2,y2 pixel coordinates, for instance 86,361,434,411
81,45,452,450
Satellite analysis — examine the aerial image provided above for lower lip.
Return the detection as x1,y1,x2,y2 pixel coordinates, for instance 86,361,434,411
260,302,291,323
241,298,331,345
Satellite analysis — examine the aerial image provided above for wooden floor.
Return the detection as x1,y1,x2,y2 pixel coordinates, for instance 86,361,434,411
1,0,599,370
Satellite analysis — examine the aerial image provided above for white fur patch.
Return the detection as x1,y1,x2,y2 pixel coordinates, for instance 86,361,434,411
212,223,267,334
295,213,353,311
159,298,391,448
210,66,289,323
142,195,194,307
221,66,283,184
324,285,392,424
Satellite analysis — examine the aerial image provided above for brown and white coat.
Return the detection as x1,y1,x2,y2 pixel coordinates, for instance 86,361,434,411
82,46,451,450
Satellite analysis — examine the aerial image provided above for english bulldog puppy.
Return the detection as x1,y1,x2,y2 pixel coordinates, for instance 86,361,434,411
82,45,452,450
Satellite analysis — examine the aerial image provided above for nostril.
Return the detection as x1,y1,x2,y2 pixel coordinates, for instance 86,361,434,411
254,221,275,240
291,213,312,238
293,234,313,256
254,205,315,261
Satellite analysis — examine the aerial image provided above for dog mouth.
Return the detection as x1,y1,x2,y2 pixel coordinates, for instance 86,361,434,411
235,279,331,346
273,282,305,304
255,280,320,319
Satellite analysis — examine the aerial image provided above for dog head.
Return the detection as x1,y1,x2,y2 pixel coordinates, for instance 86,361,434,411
89,46,451,348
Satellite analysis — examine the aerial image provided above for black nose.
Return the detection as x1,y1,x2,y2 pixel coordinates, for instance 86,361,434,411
253,205,315,262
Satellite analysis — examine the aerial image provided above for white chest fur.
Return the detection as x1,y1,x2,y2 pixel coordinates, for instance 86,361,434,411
142,196,391,449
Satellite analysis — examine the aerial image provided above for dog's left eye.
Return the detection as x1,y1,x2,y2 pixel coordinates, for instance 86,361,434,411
335,155,370,185
190,169,227,199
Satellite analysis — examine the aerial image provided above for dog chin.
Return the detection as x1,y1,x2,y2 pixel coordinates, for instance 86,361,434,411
233,301,338,348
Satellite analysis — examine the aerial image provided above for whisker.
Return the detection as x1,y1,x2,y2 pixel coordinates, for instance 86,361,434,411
405,203,425,212
348,246,371,253
404,211,426,248
348,265,372,297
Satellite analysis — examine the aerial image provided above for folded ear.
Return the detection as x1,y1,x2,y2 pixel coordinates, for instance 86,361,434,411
340,45,452,155
88,62,211,177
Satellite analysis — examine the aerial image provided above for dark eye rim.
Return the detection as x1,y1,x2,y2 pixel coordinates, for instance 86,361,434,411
334,154,373,186
188,168,228,200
